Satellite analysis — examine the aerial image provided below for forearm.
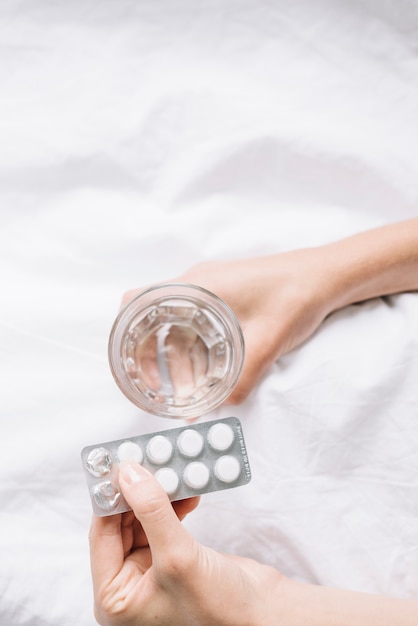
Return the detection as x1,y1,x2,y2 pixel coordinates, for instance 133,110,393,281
267,577,418,626
318,218,418,312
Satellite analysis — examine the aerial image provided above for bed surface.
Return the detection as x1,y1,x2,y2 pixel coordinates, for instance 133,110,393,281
1,1,418,624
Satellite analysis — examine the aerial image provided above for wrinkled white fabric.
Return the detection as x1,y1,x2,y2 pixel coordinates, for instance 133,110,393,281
1,1,418,624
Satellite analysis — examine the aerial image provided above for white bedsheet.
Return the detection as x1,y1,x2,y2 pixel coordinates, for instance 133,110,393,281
1,1,418,624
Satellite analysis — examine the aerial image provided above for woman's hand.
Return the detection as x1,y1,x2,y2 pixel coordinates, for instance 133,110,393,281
122,218,418,404
89,462,282,626
89,462,418,626
123,248,334,404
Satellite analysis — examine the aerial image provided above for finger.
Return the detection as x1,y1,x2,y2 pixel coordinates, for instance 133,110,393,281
120,288,142,309
131,497,200,551
121,510,138,555
89,513,125,589
118,462,194,563
172,496,200,521
225,322,277,404
120,279,177,310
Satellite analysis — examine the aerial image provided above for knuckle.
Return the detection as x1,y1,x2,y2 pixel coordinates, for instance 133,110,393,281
94,581,149,626
226,386,250,405
158,541,198,584
94,592,129,625
121,289,137,306
181,260,214,283
137,490,170,523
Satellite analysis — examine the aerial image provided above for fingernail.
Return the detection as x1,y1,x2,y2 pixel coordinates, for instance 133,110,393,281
119,461,151,484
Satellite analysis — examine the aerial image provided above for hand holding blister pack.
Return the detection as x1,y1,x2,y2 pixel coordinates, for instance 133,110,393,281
82,417,251,516
81,283,251,516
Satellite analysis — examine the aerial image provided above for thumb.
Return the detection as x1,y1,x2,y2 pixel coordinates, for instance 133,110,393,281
118,461,191,557
226,327,278,404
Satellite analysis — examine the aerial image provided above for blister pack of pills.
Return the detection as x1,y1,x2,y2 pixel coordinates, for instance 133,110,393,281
81,417,251,517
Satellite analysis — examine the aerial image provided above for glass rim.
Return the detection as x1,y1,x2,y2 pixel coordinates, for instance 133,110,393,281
108,282,245,418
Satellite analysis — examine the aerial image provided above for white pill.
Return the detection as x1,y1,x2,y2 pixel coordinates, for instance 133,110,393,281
155,467,179,496
146,435,173,465
117,441,143,464
214,455,241,483
183,461,210,490
177,429,204,457
207,422,234,451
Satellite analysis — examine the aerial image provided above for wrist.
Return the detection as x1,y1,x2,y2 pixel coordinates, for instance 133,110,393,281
312,219,418,315
261,576,418,626
249,568,289,626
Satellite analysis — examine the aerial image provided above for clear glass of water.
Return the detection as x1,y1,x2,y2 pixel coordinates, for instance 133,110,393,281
108,283,245,419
